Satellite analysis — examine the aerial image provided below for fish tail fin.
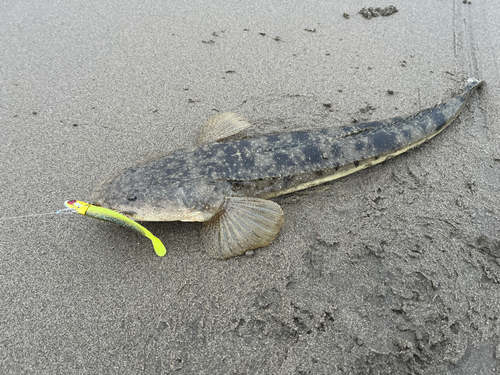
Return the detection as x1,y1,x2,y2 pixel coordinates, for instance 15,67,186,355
465,78,484,92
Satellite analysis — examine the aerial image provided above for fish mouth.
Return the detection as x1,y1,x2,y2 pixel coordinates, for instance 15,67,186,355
90,179,110,207
90,165,135,206
90,175,129,213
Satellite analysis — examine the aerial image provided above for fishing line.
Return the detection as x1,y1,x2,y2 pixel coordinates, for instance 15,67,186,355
0,208,75,221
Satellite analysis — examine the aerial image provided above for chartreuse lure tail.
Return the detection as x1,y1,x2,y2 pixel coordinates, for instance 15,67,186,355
64,200,166,257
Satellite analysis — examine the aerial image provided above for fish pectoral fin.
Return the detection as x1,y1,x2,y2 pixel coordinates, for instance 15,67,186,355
196,113,252,145
201,197,284,259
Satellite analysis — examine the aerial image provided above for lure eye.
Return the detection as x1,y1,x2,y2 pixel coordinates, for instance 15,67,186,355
67,200,76,204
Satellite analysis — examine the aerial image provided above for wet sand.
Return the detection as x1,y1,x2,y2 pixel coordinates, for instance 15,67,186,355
1,1,500,373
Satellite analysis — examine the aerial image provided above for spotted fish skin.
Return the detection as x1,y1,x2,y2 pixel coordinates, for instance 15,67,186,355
91,79,483,258
222,77,485,199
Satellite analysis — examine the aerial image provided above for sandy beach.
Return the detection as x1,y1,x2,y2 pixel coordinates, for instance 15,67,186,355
1,1,500,373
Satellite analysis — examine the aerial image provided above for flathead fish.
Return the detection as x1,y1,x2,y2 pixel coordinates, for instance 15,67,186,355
91,78,484,259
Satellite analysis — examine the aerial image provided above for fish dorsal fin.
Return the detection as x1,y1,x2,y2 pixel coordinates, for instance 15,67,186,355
201,197,284,259
196,113,252,145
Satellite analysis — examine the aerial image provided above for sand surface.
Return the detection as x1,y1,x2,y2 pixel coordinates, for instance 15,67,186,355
1,1,500,373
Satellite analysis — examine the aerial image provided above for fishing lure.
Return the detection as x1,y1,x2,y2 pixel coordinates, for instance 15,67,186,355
64,200,166,257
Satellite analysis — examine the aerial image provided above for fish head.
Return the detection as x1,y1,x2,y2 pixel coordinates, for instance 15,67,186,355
64,200,90,215
91,173,230,222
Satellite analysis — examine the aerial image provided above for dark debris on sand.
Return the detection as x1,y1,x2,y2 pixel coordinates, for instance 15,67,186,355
359,5,398,19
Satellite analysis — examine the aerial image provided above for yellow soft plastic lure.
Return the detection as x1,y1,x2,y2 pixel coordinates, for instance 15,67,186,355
64,200,166,257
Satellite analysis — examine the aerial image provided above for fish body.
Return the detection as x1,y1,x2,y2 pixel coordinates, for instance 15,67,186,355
91,78,484,259
64,200,166,256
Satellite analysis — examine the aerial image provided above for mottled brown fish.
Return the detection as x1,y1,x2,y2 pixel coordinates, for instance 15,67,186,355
92,78,484,259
